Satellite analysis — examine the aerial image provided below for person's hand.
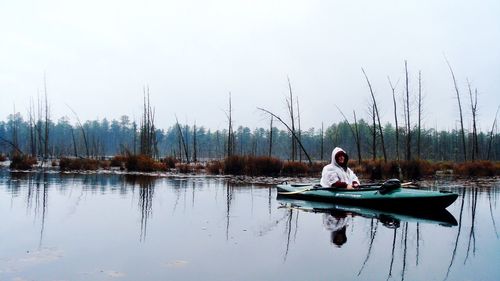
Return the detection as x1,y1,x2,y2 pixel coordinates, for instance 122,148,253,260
346,184,353,189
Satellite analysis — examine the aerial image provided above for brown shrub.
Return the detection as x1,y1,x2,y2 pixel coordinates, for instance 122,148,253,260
9,154,37,170
176,163,191,173
110,155,127,167
400,160,435,179
281,161,309,176
308,161,327,175
455,161,497,177
0,154,7,161
194,163,205,172
434,161,454,171
206,160,223,174
100,160,111,170
162,156,178,169
361,160,383,180
59,158,99,171
125,155,157,172
223,155,246,175
245,156,283,176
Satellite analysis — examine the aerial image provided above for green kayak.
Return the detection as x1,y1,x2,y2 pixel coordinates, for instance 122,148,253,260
276,181,458,211
277,197,458,227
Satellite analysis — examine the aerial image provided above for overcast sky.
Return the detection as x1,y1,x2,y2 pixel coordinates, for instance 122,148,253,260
1,0,499,132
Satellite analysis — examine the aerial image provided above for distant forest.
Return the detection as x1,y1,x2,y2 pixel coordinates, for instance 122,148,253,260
1,113,499,162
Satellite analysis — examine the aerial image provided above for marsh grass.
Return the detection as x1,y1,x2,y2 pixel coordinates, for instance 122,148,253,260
455,161,499,177
206,160,223,175
125,155,166,172
9,154,37,170
59,158,100,171
162,156,178,169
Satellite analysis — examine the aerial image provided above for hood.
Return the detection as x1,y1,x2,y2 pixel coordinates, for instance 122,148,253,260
331,147,349,169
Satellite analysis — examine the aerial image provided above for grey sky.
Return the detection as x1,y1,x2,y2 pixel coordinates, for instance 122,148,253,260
1,0,499,132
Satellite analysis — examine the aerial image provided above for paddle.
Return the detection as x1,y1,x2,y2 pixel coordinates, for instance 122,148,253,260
278,180,414,195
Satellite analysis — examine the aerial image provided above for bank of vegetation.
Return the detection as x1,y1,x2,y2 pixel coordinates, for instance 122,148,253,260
1,62,499,180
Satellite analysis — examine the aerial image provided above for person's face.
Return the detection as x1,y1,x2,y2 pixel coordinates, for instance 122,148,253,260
337,155,345,164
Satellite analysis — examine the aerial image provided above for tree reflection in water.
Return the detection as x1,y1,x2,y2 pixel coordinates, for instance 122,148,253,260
124,175,156,242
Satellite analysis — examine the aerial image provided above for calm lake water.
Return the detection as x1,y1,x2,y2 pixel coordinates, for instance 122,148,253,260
0,171,498,281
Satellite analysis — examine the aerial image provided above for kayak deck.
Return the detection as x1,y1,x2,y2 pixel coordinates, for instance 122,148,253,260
276,184,458,211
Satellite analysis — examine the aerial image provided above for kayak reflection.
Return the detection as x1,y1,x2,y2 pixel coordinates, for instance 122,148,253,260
277,197,458,228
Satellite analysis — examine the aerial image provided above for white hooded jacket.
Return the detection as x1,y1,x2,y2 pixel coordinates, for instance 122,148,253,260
320,147,360,187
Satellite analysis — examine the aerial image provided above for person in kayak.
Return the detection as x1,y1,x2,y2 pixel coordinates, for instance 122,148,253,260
320,147,360,189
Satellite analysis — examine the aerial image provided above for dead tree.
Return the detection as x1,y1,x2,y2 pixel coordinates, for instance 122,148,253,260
132,121,137,155
286,77,297,161
226,93,234,157
175,116,189,163
43,75,49,162
362,68,387,163
446,58,467,161
371,103,377,161
320,122,324,161
71,127,78,157
268,116,273,157
296,97,302,162
353,111,362,164
487,106,499,160
139,87,157,158
417,71,423,160
404,61,412,161
388,77,400,161
67,105,90,158
334,105,362,164
467,80,479,161
192,122,197,162
257,107,312,165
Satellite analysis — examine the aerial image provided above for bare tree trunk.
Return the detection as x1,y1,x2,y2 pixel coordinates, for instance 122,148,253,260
268,116,273,157
286,77,296,161
12,106,19,156
362,68,387,162
132,121,137,155
353,111,362,164
175,116,189,163
405,61,412,161
388,77,400,161
296,98,302,162
371,104,376,161
216,130,221,160
43,75,49,162
445,58,467,161
417,71,422,160
226,93,234,157
193,122,197,162
486,106,499,160
467,80,479,161
334,106,362,164
29,98,36,157
71,128,78,157
257,107,312,165
140,87,157,157
320,122,324,161
67,105,89,158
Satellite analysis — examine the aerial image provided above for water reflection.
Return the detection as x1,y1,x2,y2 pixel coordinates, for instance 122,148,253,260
0,172,498,281
124,175,156,241
278,179,500,281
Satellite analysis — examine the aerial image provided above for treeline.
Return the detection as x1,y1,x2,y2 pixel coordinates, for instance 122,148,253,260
1,113,499,162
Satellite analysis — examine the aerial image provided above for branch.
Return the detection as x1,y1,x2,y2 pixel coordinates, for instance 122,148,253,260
257,107,312,165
